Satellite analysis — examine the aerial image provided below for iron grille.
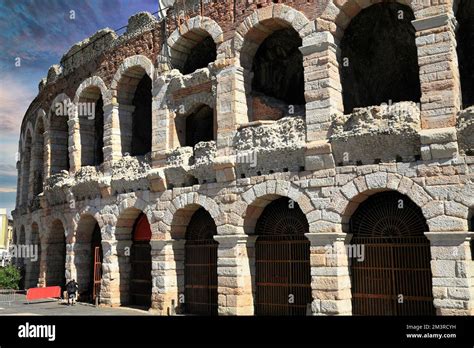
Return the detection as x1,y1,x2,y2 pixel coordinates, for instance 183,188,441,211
350,192,435,316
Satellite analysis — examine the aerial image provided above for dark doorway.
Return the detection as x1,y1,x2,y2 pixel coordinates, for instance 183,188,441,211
254,197,311,316
131,75,152,156
130,213,152,307
350,191,435,316
94,97,104,165
184,208,218,315
340,3,421,113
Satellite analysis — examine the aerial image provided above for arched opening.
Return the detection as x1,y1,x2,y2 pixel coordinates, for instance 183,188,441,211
242,21,305,122
74,216,102,303
117,68,152,157
32,118,45,197
171,31,217,75
27,223,41,288
130,213,152,307
253,197,311,316
456,0,474,108
20,131,32,206
340,3,421,114
78,87,104,167
50,97,70,174
46,220,66,288
252,28,304,107
350,191,434,316
176,104,215,148
184,208,218,315
182,36,217,75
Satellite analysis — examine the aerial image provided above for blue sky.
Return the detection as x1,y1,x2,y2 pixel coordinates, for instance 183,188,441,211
0,0,158,217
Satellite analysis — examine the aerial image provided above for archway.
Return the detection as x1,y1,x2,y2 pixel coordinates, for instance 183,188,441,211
117,67,152,157
340,3,421,113
456,0,474,108
181,36,216,75
78,87,104,167
350,191,435,316
49,94,70,174
74,216,102,303
130,213,152,307
254,197,311,316
184,208,218,315
45,220,66,288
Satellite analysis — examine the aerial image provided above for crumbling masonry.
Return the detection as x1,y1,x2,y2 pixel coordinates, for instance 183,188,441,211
13,0,474,316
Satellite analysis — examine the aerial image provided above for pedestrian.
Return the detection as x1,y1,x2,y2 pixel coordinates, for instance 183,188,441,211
66,279,79,306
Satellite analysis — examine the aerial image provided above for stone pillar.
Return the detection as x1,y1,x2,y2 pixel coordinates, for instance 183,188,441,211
103,102,122,164
68,116,81,173
300,31,343,143
305,232,352,316
214,233,256,316
100,239,121,306
426,231,474,315
150,239,185,315
43,130,52,180
413,13,462,128
152,108,170,168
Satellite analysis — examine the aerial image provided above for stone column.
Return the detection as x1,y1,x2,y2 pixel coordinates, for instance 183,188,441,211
413,13,462,128
305,232,352,316
426,231,474,315
299,32,339,171
103,102,122,164
300,31,343,142
100,239,121,306
37,236,48,287
150,239,185,315
214,233,256,316
68,116,81,173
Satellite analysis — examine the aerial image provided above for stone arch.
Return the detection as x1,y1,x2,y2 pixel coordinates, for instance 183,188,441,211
331,173,435,234
74,77,108,167
48,93,71,174
240,180,315,235
320,0,419,38
162,16,223,74
162,192,222,239
111,55,154,157
234,4,313,69
117,197,155,230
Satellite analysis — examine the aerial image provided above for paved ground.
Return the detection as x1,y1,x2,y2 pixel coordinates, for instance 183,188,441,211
0,294,152,316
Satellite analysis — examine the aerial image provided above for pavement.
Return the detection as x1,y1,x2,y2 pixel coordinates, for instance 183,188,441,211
0,294,152,316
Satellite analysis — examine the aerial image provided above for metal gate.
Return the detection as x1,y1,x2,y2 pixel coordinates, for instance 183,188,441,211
130,214,152,307
350,192,435,316
255,197,312,316
184,208,218,315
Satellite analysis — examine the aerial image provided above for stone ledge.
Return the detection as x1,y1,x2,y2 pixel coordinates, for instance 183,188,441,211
412,13,453,32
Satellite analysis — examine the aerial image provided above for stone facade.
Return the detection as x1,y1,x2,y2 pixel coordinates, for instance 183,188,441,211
12,1,474,316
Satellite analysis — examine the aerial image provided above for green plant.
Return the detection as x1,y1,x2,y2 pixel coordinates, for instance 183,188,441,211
0,265,22,290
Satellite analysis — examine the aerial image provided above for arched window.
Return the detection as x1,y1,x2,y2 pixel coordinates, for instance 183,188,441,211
340,3,421,113
456,0,474,108
182,36,216,75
